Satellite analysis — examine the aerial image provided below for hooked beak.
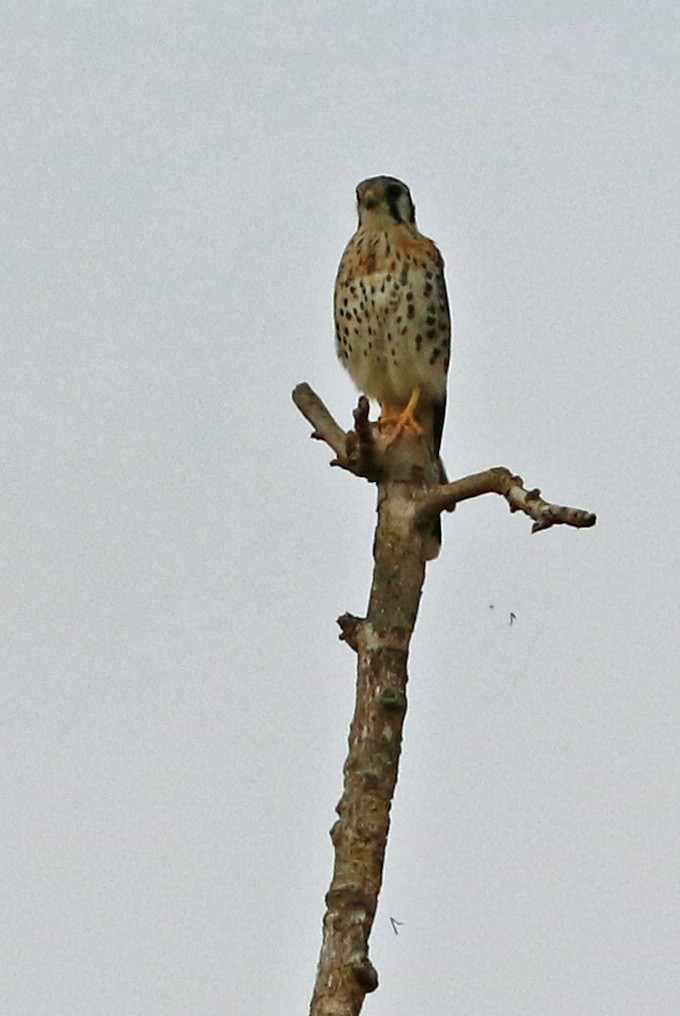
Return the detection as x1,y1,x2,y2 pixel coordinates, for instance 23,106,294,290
357,185,380,209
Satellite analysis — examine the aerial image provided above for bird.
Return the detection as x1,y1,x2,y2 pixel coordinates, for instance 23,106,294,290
334,176,451,558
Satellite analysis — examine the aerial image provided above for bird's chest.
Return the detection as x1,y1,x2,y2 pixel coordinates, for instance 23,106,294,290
345,267,407,338
337,244,422,342
335,230,449,403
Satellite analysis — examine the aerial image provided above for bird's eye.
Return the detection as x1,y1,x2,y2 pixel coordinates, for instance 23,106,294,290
384,184,403,202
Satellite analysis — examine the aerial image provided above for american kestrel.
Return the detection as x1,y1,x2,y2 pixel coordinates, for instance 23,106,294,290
334,176,451,558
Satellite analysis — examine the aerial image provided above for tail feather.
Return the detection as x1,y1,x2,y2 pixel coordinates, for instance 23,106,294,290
414,395,448,561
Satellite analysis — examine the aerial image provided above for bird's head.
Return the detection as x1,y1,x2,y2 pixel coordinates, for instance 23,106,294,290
355,176,416,229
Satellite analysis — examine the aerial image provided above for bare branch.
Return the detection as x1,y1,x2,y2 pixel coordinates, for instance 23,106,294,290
344,397,382,481
416,466,596,533
292,384,382,480
292,383,349,462
337,612,363,652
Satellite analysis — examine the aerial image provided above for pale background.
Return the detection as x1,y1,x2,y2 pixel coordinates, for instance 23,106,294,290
3,3,679,1014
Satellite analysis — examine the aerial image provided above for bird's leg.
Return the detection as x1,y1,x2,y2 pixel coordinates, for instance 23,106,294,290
378,388,425,445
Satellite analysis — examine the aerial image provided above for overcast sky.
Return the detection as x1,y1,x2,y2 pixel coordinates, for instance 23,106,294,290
3,3,680,1014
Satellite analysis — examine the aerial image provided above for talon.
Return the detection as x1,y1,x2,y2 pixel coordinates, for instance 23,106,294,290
379,389,424,445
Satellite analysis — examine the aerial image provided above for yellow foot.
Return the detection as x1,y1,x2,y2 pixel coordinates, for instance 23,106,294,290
378,389,424,446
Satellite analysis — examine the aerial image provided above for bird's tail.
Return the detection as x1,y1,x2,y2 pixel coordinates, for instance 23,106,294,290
422,454,447,561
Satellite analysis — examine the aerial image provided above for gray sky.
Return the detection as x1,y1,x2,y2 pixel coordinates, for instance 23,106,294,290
3,3,679,1014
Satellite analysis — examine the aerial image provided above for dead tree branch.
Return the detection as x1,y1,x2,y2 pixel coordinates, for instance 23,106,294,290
415,467,597,533
293,383,596,1016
